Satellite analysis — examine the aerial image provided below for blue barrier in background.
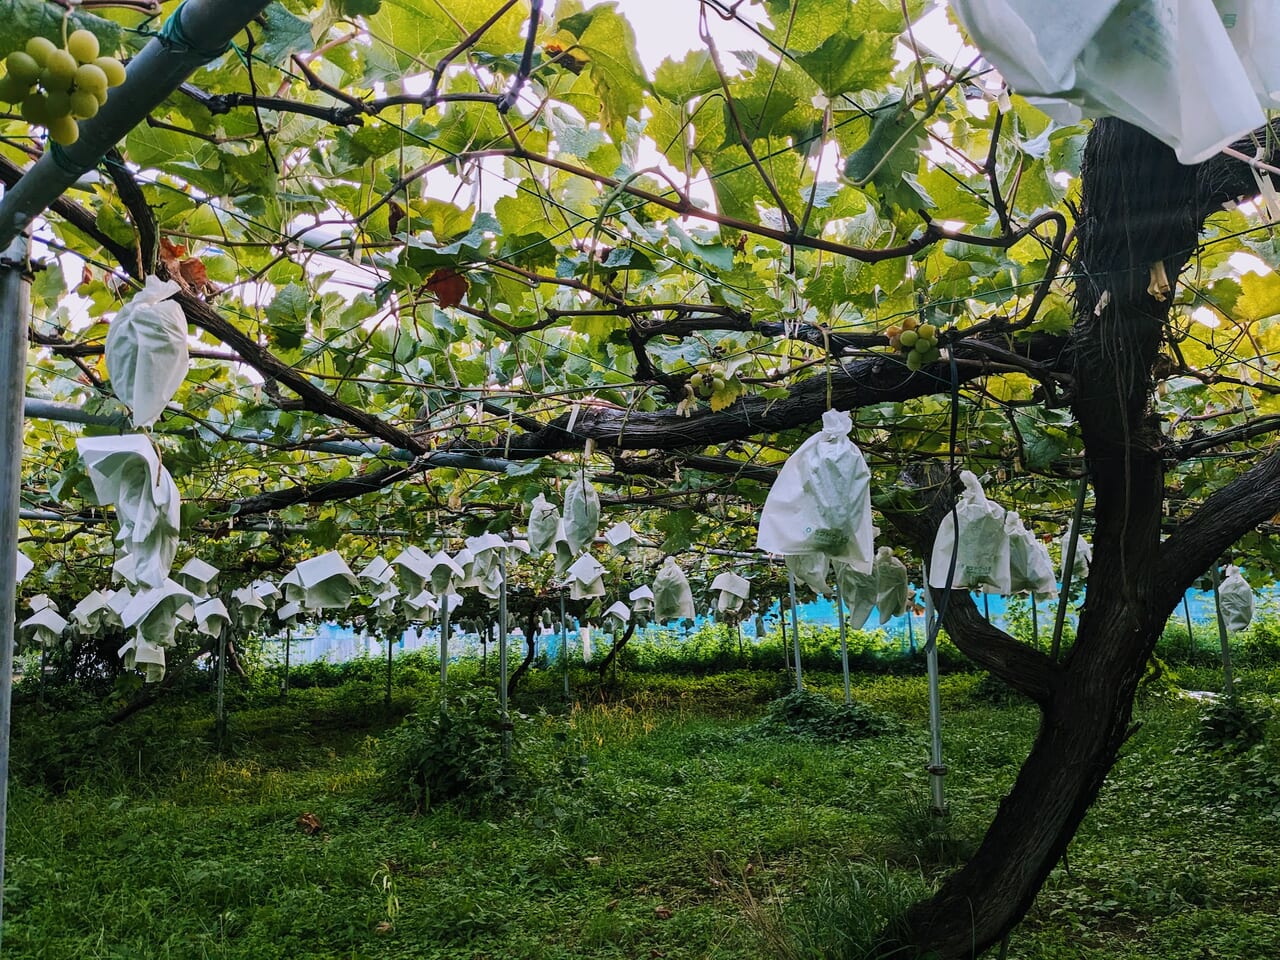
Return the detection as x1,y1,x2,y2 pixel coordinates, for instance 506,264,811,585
266,583,1260,666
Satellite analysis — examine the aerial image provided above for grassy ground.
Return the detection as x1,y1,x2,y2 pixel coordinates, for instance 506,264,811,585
5,661,1280,959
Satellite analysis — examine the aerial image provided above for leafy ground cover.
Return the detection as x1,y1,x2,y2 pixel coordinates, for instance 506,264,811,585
6,660,1279,959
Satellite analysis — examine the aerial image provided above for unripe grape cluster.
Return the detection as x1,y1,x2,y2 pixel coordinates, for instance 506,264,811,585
0,31,126,146
687,363,728,398
885,316,941,371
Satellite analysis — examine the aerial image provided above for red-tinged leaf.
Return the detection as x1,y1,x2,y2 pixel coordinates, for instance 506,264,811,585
178,257,212,294
426,268,468,308
388,200,406,236
160,237,187,262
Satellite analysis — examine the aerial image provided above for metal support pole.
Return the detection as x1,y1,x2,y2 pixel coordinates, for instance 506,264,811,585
906,606,916,654
922,563,946,815
0,236,32,938
439,597,451,700
1031,597,1039,650
0,0,274,248
779,596,790,670
281,625,291,699
1210,564,1235,698
787,567,803,692
559,590,569,699
835,582,851,705
384,626,394,709
215,628,228,750
1051,477,1089,660
498,552,510,759
1183,595,1196,663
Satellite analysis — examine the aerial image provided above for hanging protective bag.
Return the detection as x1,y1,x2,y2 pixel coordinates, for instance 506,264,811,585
527,494,560,556
1060,531,1091,583
929,471,1012,594
873,547,911,624
948,0,1280,164
563,477,600,554
1218,565,1255,634
104,275,190,428
757,409,875,571
833,560,878,629
1006,512,1058,597
76,434,181,589
786,552,832,597
652,557,695,621
711,571,751,614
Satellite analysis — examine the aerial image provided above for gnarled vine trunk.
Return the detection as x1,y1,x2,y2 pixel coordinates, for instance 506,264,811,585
883,119,1280,958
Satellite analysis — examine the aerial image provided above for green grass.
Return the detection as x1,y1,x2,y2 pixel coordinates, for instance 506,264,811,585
5,665,1280,959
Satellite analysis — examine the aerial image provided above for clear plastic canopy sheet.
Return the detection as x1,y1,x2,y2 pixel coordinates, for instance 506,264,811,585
567,553,606,600
562,477,601,554
757,409,875,571
103,275,190,428
77,434,181,589
527,493,560,555
929,471,1012,594
283,552,359,610
175,557,219,597
948,1,1280,164
652,557,696,621
1219,565,1255,634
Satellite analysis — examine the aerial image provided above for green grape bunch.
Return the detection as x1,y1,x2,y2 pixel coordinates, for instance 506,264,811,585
0,30,126,146
884,316,942,372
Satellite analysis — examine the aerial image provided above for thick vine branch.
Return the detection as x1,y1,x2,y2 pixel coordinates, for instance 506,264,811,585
457,333,1065,460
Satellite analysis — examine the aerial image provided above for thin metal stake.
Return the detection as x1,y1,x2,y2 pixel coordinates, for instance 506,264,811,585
1182,595,1196,663
835,581,851,704
1031,597,1039,650
498,552,510,759
787,567,803,692
922,563,946,815
1052,477,1089,660
384,625,394,709
440,597,451,702
282,625,291,700
0,236,32,938
1210,564,1235,698
560,590,569,699
215,628,228,751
